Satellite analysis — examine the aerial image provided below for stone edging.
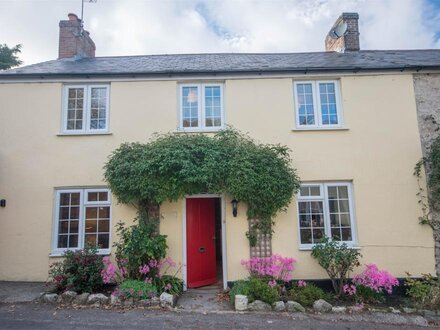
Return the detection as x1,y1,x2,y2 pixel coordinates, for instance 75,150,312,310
40,291,177,308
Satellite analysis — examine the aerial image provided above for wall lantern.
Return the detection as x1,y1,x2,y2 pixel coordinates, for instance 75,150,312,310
231,199,239,217
0,199,5,207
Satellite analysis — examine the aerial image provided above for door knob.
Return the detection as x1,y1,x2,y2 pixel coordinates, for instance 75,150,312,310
198,246,206,253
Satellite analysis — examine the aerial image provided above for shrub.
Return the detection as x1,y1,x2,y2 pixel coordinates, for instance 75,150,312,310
241,255,296,282
48,246,104,293
247,277,280,305
353,264,399,294
405,273,440,309
311,237,361,296
155,275,183,296
114,219,167,280
289,283,331,307
349,264,399,303
229,280,252,305
115,279,157,300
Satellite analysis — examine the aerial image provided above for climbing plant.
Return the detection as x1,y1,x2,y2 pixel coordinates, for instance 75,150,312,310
415,134,440,227
104,129,301,245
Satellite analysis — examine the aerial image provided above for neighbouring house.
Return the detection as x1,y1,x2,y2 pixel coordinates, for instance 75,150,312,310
0,12,439,289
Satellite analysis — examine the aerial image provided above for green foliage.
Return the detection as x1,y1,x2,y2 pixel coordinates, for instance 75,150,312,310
355,285,385,304
48,246,104,293
247,277,280,305
0,44,22,70
311,237,361,296
289,284,331,307
118,279,157,300
229,280,252,305
155,275,183,296
114,219,167,280
104,129,301,239
415,135,440,229
405,273,440,309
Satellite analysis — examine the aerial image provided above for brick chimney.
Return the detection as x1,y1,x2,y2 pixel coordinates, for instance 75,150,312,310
325,12,360,52
58,13,95,59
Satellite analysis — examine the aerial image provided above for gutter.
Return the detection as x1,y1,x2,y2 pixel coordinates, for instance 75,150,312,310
0,66,439,81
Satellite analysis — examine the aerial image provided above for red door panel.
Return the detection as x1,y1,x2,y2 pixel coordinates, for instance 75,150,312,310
186,198,217,288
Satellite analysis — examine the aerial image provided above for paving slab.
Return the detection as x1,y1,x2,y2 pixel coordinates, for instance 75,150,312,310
0,281,46,303
178,285,232,312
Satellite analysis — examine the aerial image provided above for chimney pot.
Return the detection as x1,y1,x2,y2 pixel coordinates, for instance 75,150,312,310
68,13,79,21
325,12,360,52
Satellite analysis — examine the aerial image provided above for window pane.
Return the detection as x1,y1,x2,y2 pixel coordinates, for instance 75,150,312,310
182,86,199,128
89,87,107,130
298,200,324,245
204,86,222,127
59,221,69,234
300,230,312,244
85,220,97,233
97,234,109,249
98,192,108,201
328,185,352,242
66,88,84,131
88,192,98,202
319,83,338,125
296,83,314,126
85,234,97,246
57,192,80,248
98,219,110,232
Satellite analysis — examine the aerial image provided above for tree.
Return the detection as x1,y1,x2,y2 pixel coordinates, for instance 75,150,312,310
104,129,301,244
0,44,23,70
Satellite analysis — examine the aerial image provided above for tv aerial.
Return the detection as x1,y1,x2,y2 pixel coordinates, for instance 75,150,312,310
329,21,348,39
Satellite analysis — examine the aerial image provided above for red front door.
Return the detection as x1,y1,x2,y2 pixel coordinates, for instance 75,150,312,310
186,198,217,288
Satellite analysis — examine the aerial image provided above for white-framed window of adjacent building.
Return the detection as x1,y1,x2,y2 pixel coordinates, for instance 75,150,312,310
51,188,111,255
296,182,357,249
179,83,224,131
62,84,110,134
293,80,343,129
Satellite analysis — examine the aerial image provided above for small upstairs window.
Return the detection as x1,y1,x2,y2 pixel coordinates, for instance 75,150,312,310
179,84,224,131
62,84,110,134
293,80,342,129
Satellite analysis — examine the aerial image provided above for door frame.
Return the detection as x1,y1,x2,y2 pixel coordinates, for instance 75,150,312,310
182,194,228,290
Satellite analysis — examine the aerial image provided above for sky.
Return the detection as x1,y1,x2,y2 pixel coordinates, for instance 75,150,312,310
0,0,439,66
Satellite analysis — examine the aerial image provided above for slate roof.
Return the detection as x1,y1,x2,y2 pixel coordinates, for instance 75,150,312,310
1,49,440,78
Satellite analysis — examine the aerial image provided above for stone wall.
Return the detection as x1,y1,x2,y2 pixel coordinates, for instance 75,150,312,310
413,73,440,276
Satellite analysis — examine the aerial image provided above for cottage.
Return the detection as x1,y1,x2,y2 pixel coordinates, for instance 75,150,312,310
0,12,439,289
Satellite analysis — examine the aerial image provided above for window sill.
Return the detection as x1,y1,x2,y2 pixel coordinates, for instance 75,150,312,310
292,127,349,132
49,250,111,257
57,132,113,137
174,127,224,133
299,245,360,251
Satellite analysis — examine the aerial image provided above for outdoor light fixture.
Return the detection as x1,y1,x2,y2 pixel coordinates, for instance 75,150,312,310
0,199,5,207
231,199,239,217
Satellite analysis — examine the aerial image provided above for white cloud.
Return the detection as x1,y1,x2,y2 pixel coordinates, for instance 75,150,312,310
0,0,438,66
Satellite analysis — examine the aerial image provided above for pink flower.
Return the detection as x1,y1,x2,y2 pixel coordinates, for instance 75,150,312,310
139,264,150,275
343,284,357,296
353,264,399,294
298,280,307,287
241,255,296,282
101,258,117,284
268,280,277,288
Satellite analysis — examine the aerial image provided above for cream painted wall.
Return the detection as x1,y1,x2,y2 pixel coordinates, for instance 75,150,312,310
0,74,434,282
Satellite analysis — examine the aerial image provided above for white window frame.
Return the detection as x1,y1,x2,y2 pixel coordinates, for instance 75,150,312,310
296,182,357,250
293,80,343,129
62,84,110,134
178,83,225,132
51,188,112,256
